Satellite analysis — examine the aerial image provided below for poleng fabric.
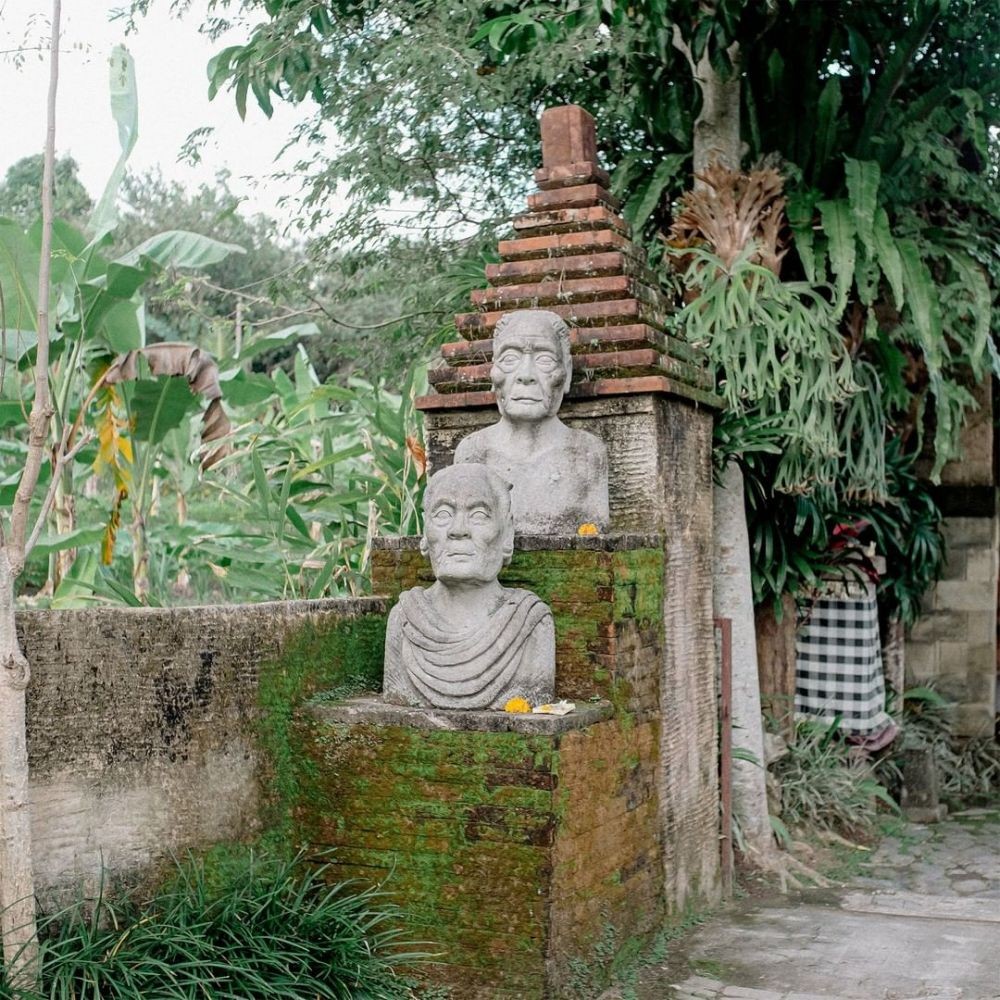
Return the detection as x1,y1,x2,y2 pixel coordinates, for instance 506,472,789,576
794,582,893,736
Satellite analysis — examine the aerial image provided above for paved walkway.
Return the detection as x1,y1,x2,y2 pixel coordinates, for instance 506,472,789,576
610,807,1000,1000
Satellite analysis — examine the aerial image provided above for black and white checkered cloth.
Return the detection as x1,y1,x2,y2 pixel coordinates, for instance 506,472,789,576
795,581,892,735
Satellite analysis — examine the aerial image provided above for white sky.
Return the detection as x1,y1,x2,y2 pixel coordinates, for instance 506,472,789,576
0,0,311,226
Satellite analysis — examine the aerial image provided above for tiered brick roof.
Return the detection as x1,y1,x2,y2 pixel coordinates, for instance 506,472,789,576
416,105,720,412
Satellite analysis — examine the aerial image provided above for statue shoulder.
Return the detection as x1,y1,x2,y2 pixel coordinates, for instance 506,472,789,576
454,424,497,464
565,424,608,466
503,587,554,621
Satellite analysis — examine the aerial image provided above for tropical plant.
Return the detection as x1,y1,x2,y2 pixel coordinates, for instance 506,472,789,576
196,0,999,480
0,850,424,999
771,717,897,841
876,686,1000,806
845,439,946,628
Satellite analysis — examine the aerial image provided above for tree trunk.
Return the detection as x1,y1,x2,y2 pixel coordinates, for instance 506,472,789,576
132,507,150,602
692,48,743,176
52,471,75,588
713,461,772,857
755,593,798,738
0,552,37,982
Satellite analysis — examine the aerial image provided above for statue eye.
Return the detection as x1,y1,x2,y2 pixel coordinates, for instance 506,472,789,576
534,352,559,372
495,349,522,371
469,508,491,524
431,506,454,525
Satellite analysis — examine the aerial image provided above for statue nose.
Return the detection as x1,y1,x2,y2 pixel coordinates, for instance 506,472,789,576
515,355,538,382
447,512,471,537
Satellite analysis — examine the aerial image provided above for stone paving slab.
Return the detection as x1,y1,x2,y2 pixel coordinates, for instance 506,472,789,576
602,808,1000,1000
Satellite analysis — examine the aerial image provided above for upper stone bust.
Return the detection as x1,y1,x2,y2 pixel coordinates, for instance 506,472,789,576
454,309,610,534
383,463,555,710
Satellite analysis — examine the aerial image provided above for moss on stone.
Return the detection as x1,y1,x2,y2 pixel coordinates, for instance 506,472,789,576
255,612,387,848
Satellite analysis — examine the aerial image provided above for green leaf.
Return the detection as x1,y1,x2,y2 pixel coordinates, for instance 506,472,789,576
811,77,842,180
235,322,318,366
116,230,245,271
89,45,139,240
0,219,39,330
945,249,991,377
844,158,880,249
220,371,279,407
817,199,856,311
252,449,271,521
101,261,151,299
787,191,819,283
0,400,27,427
129,378,200,445
97,298,144,352
871,208,904,310
31,526,106,556
897,238,943,372
624,154,686,230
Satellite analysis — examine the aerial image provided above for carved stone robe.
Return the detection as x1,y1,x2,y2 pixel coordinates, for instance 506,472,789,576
383,586,556,710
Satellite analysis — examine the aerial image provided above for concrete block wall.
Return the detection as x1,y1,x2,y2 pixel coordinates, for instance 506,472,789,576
905,516,998,737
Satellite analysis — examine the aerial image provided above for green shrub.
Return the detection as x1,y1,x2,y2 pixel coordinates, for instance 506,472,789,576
876,687,1000,805
2,851,424,999
771,718,897,841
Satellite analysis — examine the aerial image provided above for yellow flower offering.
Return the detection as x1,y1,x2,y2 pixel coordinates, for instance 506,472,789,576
504,697,532,714
577,523,599,536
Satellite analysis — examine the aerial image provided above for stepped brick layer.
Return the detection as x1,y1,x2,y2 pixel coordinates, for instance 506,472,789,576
417,104,720,413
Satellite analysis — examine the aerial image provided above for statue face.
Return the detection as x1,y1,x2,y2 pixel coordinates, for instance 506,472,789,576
423,466,512,584
491,317,571,422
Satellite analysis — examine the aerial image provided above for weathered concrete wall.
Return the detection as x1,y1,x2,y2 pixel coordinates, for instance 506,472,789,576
905,516,998,737
17,598,386,899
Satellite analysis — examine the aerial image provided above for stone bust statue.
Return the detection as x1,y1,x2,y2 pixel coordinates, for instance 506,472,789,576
383,463,556,710
454,310,610,534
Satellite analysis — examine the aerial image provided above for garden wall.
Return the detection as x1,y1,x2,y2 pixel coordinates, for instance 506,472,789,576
907,380,998,737
17,597,387,901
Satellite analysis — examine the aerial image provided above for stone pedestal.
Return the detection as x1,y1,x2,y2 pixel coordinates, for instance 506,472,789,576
298,700,662,999
296,537,667,997
412,104,723,918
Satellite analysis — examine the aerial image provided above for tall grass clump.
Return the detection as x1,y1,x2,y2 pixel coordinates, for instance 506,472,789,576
771,718,897,841
0,851,423,999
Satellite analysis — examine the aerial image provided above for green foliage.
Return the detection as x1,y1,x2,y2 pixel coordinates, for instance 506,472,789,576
771,718,897,840
843,439,945,627
195,0,999,486
876,687,1000,806
0,155,93,229
678,248,876,497
0,851,422,999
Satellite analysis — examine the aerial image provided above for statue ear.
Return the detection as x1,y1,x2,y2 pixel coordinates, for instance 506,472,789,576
419,536,429,558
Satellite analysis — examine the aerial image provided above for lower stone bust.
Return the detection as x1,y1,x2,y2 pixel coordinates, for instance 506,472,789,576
381,462,556,710
382,587,555,709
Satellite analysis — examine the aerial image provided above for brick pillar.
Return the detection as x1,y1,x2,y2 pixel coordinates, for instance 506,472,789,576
416,104,723,914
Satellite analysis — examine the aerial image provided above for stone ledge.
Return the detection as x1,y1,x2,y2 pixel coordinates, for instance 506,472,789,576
371,532,663,552
17,594,387,622
308,696,614,734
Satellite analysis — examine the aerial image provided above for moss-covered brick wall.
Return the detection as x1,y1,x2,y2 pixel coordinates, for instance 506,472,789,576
295,703,663,999
371,535,664,715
